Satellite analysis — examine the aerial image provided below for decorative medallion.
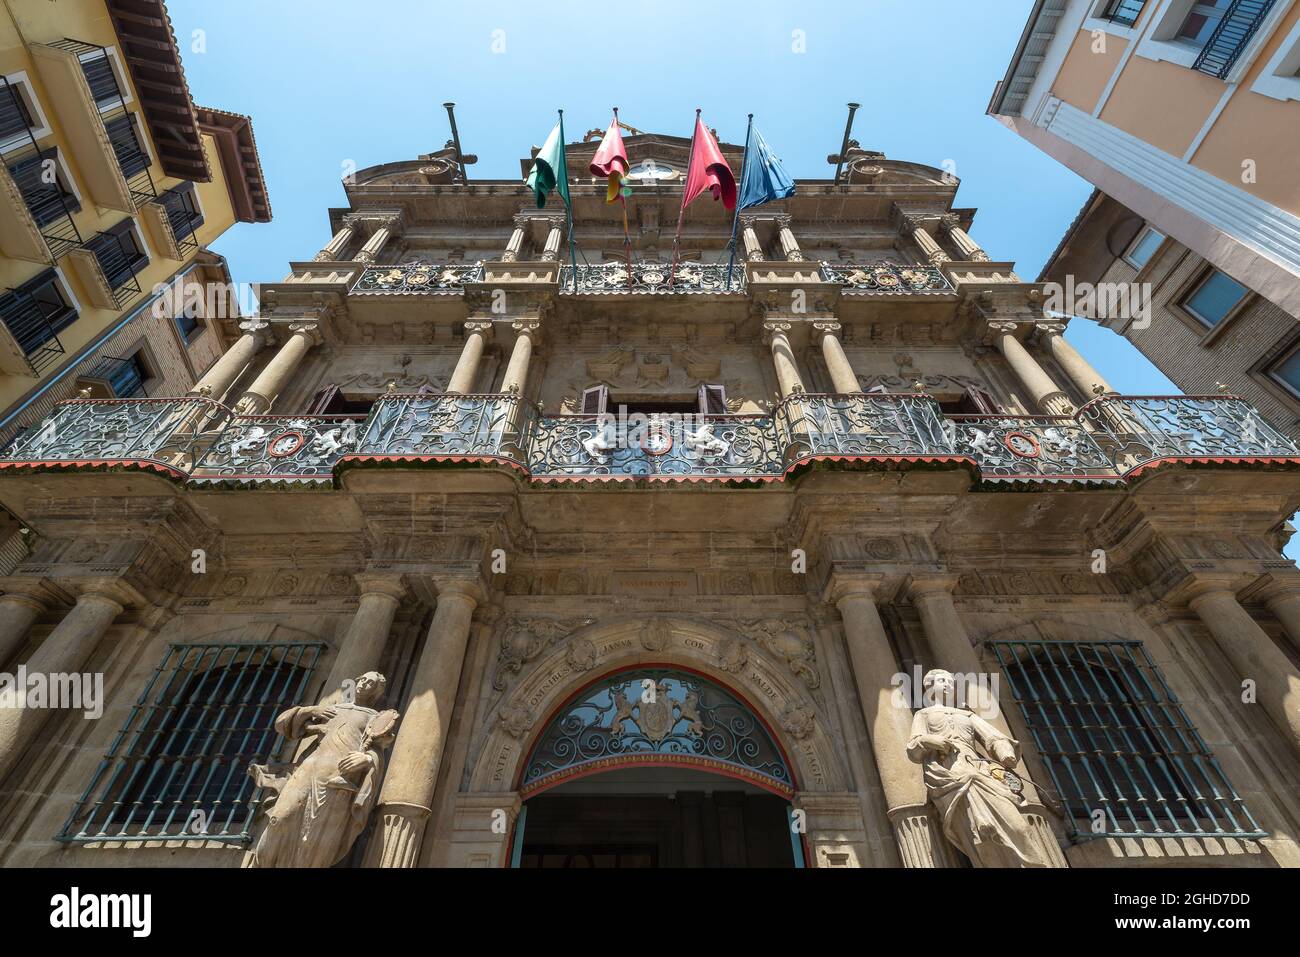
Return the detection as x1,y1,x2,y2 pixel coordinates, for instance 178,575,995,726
268,431,306,458
1003,431,1040,459
640,425,673,456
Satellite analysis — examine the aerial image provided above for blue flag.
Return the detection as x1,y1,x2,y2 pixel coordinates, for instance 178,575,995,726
737,126,795,210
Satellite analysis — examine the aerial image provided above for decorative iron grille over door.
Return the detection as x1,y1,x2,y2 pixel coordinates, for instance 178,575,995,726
520,668,794,798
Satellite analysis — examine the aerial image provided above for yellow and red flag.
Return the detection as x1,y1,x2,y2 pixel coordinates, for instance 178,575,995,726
589,113,630,204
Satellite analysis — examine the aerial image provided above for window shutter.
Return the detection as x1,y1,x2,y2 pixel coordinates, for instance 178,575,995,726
698,383,727,415
964,386,999,414
581,384,608,415
306,384,340,415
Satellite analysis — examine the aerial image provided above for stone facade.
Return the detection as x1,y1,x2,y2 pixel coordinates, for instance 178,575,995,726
1,129,1299,869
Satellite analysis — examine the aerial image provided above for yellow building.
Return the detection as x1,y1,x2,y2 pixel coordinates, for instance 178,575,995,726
0,0,268,443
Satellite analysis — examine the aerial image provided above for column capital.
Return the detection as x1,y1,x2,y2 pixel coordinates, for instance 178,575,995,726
762,320,794,345
1180,573,1247,609
824,571,888,606
810,319,843,345
433,577,486,607
510,319,542,339
904,573,961,601
464,320,494,339
70,583,129,614
287,321,324,346
354,572,407,603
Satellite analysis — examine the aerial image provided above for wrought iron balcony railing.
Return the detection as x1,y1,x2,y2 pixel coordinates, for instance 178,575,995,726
819,262,953,295
1077,394,1298,474
1,393,1296,487
948,414,1116,482
560,261,746,294
351,262,484,295
1193,0,1276,79
192,415,364,483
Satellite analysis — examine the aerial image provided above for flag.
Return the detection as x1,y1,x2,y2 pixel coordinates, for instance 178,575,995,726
737,126,795,210
525,121,571,209
589,116,630,204
681,115,736,211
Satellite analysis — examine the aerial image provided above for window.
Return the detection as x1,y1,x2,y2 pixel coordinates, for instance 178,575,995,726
1099,0,1147,26
0,269,77,358
106,352,150,398
1181,268,1248,327
1267,347,1300,397
174,296,203,343
1251,16,1300,101
161,182,203,241
0,84,34,142
939,386,999,416
1123,226,1165,269
698,384,728,414
0,73,51,151
7,147,80,226
1177,0,1231,44
79,52,125,109
104,113,148,178
86,220,149,290
56,642,324,843
990,640,1265,841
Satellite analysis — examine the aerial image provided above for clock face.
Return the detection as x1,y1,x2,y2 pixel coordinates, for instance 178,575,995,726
626,159,677,182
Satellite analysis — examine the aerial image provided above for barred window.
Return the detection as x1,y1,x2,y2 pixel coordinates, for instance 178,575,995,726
989,640,1265,842
57,642,324,844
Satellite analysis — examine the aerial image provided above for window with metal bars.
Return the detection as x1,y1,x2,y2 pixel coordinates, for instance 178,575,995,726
79,53,121,109
0,269,76,358
0,81,35,142
85,220,148,291
56,642,325,844
104,113,148,179
988,640,1265,842
7,147,80,226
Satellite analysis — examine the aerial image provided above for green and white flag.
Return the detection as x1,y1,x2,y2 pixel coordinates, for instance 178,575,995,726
525,119,571,209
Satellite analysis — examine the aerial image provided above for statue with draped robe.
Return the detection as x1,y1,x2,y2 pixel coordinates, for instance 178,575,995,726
906,668,1053,868
244,672,399,868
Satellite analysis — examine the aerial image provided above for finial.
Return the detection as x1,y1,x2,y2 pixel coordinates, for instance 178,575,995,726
912,379,925,393
197,384,213,397
1091,383,1106,396
386,380,397,393
78,387,91,399
1216,382,1230,393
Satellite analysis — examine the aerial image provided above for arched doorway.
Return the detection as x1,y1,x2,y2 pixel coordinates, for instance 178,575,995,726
509,666,804,867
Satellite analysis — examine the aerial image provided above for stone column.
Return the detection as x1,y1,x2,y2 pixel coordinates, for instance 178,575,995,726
1036,323,1113,396
741,217,763,262
354,217,398,266
190,319,270,402
763,321,805,397
371,579,482,868
501,219,527,263
320,574,406,704
827,574,949,867
775,215,805,262
812,320,860,394
1187,579,1300,756
539,219,563,262
0,591,45,668
990,322,1074,416
940,214,990,262
234,322,322,415
500,320,537,396
0,588,123,784
903,216,950,266
312,221,357,262
446,322,493,395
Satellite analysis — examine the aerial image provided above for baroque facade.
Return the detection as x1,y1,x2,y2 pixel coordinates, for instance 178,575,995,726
0,125,1299,869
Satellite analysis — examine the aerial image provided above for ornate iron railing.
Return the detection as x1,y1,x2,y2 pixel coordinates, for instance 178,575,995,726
351,262,484,295
1193,0,1275,79
560,261,746,294
949,415,1117,480
819,261,952,294
0,397,224,473
527,413,783,480
1077,395,1300,474
192,415,364,482
354,392,526,461
775,392,955,460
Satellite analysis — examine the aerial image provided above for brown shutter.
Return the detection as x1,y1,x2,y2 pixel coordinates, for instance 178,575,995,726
964,386,999,414
581,385,608,415
698,383,727,415
306,383,339,414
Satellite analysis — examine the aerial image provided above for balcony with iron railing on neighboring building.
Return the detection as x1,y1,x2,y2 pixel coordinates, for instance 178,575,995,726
0,77,83,261
0,271,76,375
77,222,148,309
2,389,1296,489
1193,0,1278,79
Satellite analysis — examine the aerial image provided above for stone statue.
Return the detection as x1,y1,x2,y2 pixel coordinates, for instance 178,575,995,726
906,668,1052,867
243,672,399,868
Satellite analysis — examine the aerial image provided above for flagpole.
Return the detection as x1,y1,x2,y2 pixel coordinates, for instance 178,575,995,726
668,107,701,290
724,113,754,292
614,106,633,290
558,109,578,293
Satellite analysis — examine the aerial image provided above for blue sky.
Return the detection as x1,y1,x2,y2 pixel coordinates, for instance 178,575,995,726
168,0,1176,395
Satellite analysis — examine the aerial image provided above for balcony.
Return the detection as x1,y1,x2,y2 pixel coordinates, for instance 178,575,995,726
351,262,484,295
819,262,953,295
1,393,1295,489
560,261,746,295
1193,0,1277,79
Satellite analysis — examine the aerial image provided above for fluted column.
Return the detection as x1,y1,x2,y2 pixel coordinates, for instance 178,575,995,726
190,319,270,402
354,216,399,266
775,215,805,262
827,574,947,867
990,322,1074,416
446,322,493,395
0,591,45,669
763,321,805,397
903,216,950,266
371,579,482,868
320,574,406,705
234,322,321,415
0,588,123,784
940,214,990,262
812,320,860,394
501,219,527,263
313,221,357,262
1187,579,1300,757
741,218,763,262
539,219,563,262
1036,323,1112,396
